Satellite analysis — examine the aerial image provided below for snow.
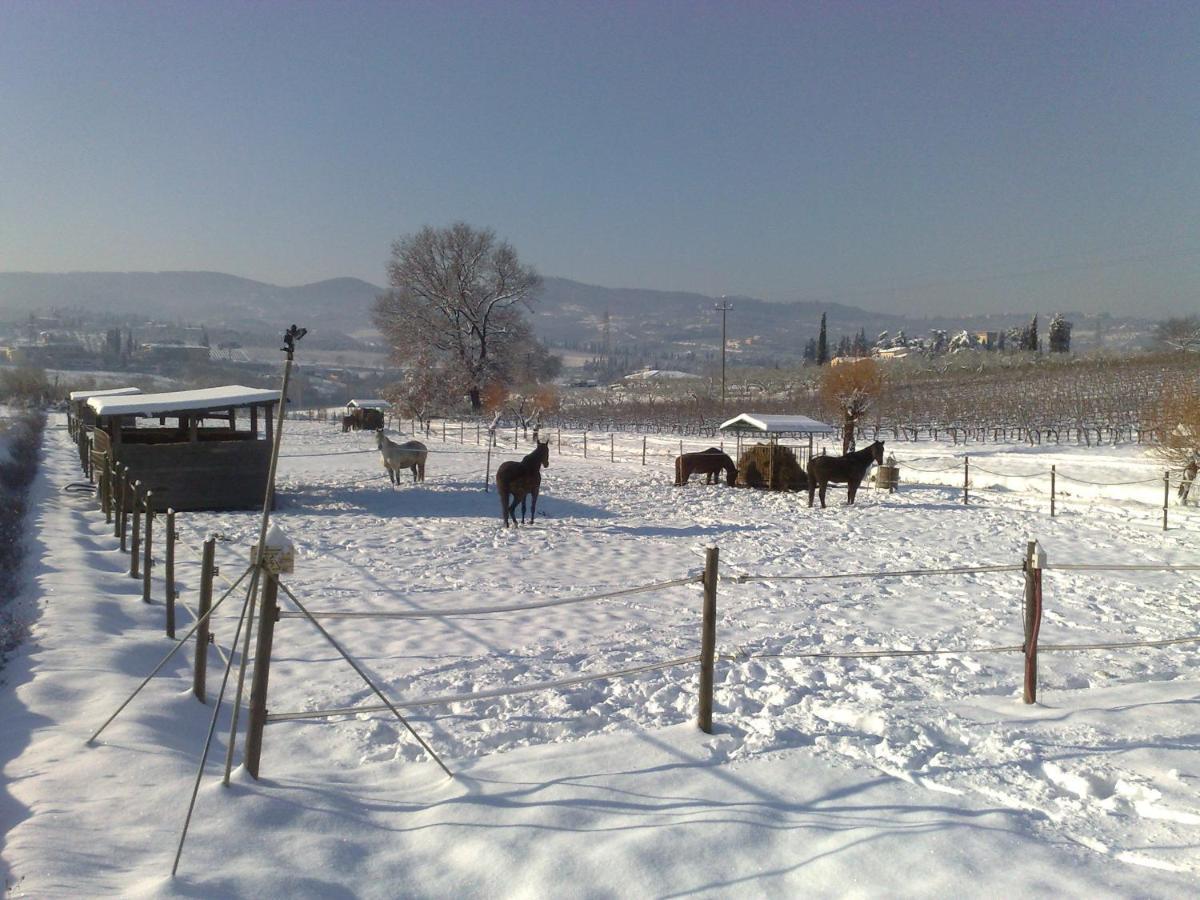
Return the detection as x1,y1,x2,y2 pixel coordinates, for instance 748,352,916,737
720,412,836,434
346,399,390,410
2,419,1200,896
87,386,280,418
66,386,142,401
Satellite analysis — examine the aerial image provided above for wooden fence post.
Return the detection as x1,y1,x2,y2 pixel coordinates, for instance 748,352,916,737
244,570,280,779
642,436,647,465
1164,471,1170,531
165,510,177,638
460,422,464,444
1050,465,1056,517
484,443,492,493
583,432,588,458
557,429,561,454
1023,541,1044,704
130,482,142,578
610,433,614,462
963,456,970,505
194,537,216,702
141,493,154,602
115,466,126,541
103,461,113,523
698,546,719,734
476,421,480,444
513,424,518,449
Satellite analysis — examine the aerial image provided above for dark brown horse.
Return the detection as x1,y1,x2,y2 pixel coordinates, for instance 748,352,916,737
807,440,885,508
496,439,550,527
675,448,737,486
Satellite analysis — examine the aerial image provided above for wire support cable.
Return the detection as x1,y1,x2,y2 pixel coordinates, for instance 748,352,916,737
265,653,702,723
276,574,702,620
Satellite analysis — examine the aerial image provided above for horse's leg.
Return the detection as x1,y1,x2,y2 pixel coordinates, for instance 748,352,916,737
807,477,815,508
848,478,859,504
530,486,539,524
410,464,418,483
818,479,827,508
499,488,512,527
520,495,529,524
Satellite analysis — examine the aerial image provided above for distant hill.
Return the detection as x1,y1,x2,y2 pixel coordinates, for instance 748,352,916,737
0,271,383,346
0,270,1150,363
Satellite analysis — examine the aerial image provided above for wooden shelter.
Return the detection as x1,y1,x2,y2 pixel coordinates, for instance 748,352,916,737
719,413,835,490
67,387,142,475
68,386,141,437
88,385,281,511
345,399,389,431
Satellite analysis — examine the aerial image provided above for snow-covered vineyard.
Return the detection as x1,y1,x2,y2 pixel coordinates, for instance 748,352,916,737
4,417,1200,897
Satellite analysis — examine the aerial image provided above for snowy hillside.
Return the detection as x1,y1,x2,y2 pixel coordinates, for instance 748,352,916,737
2,419,1199,896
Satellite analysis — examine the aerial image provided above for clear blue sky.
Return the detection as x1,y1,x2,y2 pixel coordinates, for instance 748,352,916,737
2,1,1197,315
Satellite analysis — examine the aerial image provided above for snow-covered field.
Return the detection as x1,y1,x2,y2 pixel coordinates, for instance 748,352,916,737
3,418,1200,897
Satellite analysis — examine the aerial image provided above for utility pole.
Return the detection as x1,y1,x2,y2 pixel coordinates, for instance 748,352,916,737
714,298,733,410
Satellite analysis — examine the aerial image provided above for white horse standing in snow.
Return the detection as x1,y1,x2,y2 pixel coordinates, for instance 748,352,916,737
375,430,428,487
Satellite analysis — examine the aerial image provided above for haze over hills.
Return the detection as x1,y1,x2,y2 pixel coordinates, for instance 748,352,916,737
0,270,1150,365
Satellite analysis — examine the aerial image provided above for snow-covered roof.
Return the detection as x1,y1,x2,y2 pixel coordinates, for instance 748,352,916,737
719,413,835,434
88,385,280,418
347,399,390,409
68,386,142,402
622,369,697,381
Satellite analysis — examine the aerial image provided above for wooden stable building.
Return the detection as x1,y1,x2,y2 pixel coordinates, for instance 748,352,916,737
88,385,281,511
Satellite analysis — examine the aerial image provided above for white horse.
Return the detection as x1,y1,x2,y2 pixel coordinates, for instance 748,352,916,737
375,430,428,487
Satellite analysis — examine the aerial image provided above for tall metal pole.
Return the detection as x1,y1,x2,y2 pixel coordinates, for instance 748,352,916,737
715,299,732,410
223,324,306,785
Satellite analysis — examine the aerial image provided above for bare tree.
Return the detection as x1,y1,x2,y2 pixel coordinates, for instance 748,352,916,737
373,223,542,411
383,352,457,433
1155,316,1200,353
819,358,884,453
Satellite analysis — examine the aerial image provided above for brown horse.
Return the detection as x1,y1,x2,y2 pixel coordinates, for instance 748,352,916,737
807,440,884,508
675,448,737,486
496,440,550,527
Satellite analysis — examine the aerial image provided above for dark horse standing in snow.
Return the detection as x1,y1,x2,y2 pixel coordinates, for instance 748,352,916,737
807,440,885,508
675,448,737,486
496,439,550,527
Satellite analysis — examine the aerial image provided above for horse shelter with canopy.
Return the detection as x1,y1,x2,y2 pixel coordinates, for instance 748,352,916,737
719,412,836,489
87,385,281,511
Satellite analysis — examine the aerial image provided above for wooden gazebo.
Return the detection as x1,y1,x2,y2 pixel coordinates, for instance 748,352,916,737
88,385,281,511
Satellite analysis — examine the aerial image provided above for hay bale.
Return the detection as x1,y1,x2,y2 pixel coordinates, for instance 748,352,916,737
737,442,808,491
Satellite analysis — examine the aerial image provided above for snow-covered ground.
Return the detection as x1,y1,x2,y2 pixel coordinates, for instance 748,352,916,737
3,419,1199,896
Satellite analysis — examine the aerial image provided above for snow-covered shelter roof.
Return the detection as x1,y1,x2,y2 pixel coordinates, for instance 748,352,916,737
68,386,142,402
719,413,835,434
347,399,390,409
88,385,280,418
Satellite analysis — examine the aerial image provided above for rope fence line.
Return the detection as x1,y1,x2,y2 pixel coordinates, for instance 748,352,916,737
727,564,1022,584
277,574,702,620
264,653,703,723
1044,562,1200,572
